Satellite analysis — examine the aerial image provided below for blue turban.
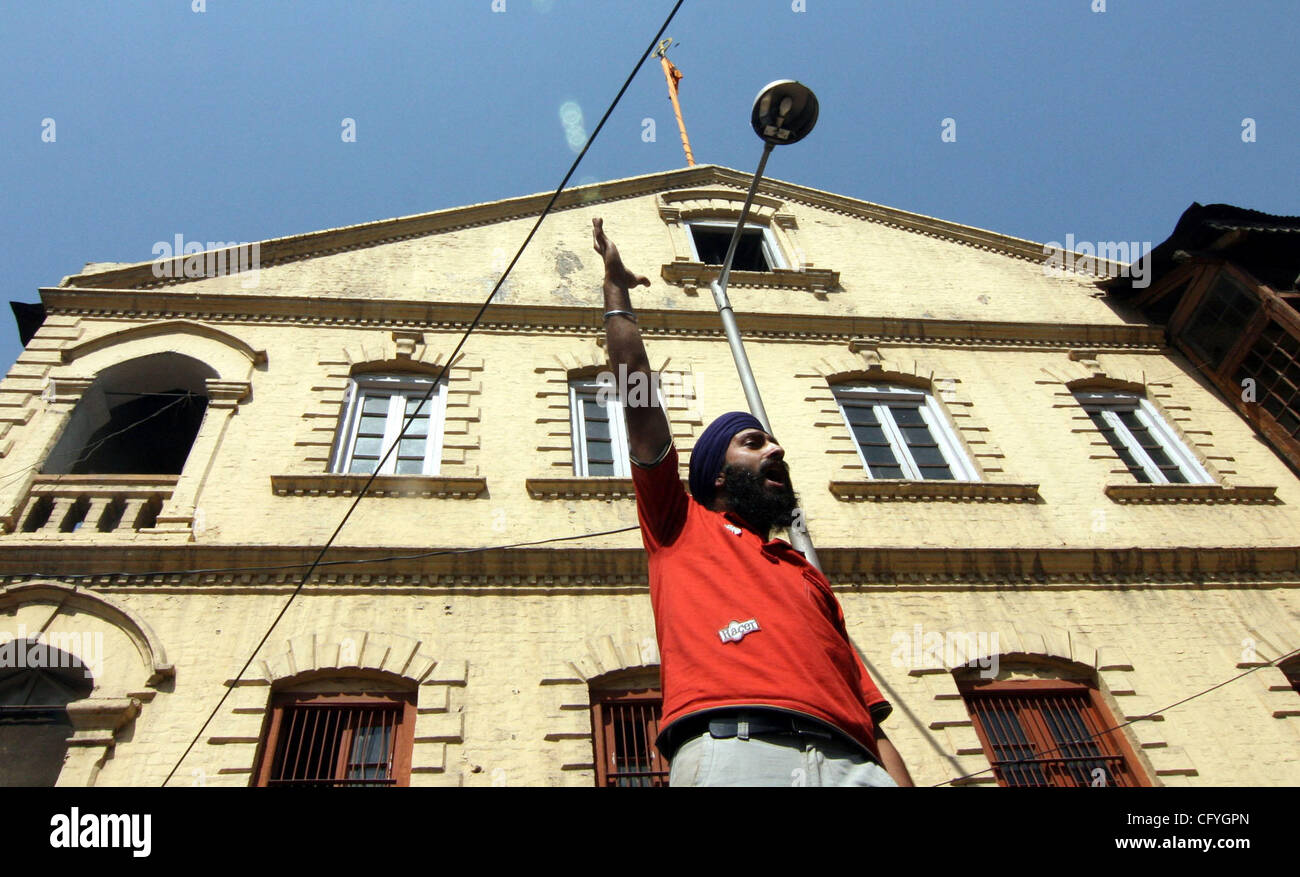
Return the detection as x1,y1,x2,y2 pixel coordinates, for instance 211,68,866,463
688,411,767,507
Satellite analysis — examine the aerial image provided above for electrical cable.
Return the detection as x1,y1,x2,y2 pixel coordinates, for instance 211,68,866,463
160,0,688,786
931,643,1300,787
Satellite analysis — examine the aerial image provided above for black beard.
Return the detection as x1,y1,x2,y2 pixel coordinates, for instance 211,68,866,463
719,463,797,533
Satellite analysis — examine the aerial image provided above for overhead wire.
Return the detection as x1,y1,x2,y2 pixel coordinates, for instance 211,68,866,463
160,0,688,786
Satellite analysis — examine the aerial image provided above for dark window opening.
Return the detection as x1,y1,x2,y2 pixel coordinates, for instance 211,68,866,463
1182,274,1259,368
690,226,773,271
44,353,218,478
68,390,207,475
0,653,94,787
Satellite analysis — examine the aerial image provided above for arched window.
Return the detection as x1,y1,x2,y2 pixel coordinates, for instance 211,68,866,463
569,374,631,477
254,674,416,788
331,374,448,476
44,353,214,476
1074,390,1210,484
589,668,667,787
833,383,977,480
0,643,94,786
955,662,1149,788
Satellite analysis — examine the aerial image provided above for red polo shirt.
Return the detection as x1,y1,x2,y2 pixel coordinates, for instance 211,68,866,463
632,443,891,762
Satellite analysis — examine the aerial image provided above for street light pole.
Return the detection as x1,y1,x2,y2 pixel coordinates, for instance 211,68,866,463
709,81,822,571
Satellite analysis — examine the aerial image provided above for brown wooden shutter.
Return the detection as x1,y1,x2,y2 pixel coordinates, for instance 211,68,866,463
959,678,1149,788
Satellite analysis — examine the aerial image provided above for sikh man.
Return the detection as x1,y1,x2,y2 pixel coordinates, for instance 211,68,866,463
593,217,913,787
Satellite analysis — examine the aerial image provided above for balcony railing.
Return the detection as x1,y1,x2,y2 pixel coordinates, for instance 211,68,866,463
11,475,178,536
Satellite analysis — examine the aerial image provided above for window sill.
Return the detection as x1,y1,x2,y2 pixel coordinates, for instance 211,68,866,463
829,480,1042,503
270,474,487,499
659,261,839,298
1104,483,1279,504
526,477,636,500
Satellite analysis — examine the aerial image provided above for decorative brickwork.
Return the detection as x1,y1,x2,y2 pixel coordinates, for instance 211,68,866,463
907,624,1194,786
295,335,483,478
539,629,660,782
208,630,466,787
531,339,701,492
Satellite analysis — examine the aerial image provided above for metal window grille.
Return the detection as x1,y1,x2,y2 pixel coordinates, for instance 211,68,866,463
591,689,669,788
259,696,412,788
962,684,1145,788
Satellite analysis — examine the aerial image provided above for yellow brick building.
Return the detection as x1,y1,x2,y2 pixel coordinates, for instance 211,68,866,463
1,165,1297,787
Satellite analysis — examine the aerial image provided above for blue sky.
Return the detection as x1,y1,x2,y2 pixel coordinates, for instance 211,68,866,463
3,0,1296,370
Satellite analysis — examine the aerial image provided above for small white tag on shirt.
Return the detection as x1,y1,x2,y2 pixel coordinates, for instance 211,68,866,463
718,618,761,643
724,523,743,536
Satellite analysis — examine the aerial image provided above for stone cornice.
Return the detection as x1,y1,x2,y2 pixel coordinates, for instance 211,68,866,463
660,262,839,297
40,289,1167,350
53,165,1104,292
525,477,637,500
1104,483,1280,504
829,480,1043,503
270,473,488,499
1,544,1297,589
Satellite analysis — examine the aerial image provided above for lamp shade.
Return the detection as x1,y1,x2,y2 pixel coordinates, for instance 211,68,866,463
750,80,819,145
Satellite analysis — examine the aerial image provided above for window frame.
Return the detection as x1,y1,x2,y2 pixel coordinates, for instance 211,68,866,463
833,384,978,481
958,677,1150,788
253,690,416,788
1075,391,1211,484
685,220,787,271
568,376,655,478
590,684,669,788
332,374,448,476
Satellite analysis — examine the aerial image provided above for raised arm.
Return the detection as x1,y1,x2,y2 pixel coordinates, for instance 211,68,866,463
593,218,672,464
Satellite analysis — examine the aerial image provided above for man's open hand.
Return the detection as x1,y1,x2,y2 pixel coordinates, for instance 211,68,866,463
593,218,650,289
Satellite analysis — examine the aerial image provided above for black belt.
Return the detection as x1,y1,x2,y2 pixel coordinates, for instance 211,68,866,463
663,709,876,762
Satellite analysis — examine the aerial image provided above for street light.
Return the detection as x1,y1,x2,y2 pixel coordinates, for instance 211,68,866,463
710,80,823,570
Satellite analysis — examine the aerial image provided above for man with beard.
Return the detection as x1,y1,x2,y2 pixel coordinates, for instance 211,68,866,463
593,218,912,787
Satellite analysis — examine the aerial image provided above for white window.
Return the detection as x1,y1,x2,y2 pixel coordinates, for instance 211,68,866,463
333,375,447,476
1075,392,1210,484
833,385,977,481
570,377,631,477
686,221,785,271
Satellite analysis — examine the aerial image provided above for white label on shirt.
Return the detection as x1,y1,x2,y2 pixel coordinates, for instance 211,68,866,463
724,523,743,536
718,618,761,644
